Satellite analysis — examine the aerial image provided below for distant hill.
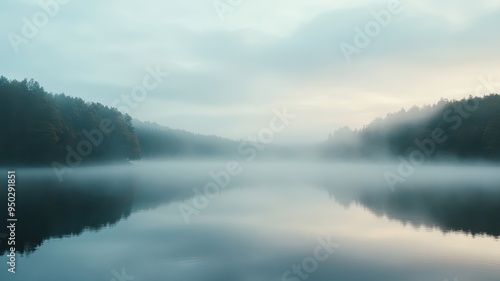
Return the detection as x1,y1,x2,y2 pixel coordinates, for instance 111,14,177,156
134,120,318,160
133,120,240,159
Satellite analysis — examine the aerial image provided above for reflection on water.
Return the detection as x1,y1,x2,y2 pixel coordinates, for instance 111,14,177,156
0,169,136,254
333,183,500,238
321,168,500,239
1,162,499,281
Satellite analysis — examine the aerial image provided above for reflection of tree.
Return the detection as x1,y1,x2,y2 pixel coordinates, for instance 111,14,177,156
323,182,500,238
0,166,212,255
0,172,138,255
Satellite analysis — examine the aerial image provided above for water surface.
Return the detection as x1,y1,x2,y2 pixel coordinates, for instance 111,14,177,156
1,161,499,281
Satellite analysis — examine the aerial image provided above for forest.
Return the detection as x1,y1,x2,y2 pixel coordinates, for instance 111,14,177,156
0,76,499,165
0,77,240,166
0,77,140,166
322,94,500,160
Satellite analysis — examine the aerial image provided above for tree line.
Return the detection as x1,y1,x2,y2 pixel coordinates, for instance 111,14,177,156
0,77,140,165
0,77,239,166
322,94,500,161
1,76,499,165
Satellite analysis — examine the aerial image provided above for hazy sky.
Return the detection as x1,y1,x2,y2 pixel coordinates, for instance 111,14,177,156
2,0,500,143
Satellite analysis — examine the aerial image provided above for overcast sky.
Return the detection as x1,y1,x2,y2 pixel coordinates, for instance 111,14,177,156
2,0,500,143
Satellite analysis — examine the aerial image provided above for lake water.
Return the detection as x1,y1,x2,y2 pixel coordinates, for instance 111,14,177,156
1,161,500,281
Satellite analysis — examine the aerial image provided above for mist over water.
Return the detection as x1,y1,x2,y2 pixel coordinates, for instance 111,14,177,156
1,160,499,281
2,0,499,279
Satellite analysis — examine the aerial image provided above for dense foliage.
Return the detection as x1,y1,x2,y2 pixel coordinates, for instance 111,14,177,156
323,94,500,160
0,77,141,165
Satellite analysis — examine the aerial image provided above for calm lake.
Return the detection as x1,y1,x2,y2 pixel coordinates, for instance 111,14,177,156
1,161,499,281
